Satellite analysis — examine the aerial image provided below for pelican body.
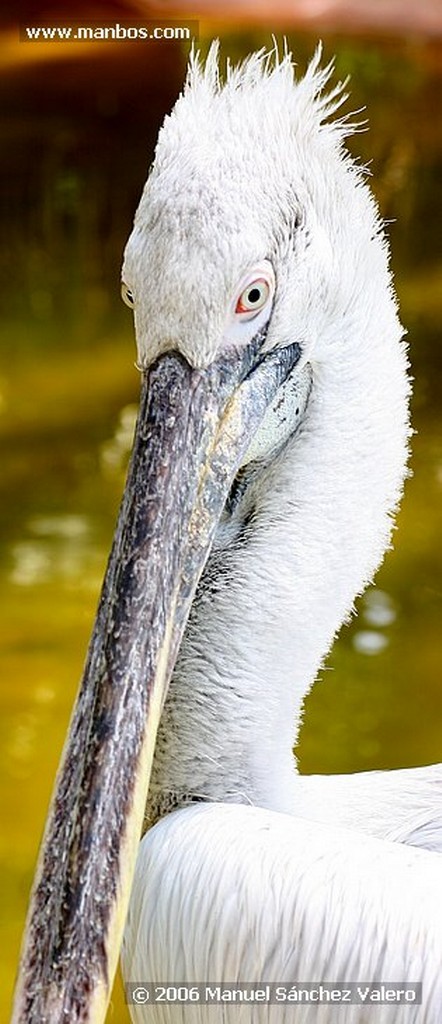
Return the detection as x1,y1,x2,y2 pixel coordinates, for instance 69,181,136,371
12,45,442,1024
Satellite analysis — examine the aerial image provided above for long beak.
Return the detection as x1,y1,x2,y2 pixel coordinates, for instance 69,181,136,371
12,338,301,1024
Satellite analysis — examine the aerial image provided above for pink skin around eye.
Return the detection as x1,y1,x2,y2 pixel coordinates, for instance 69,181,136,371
235,278,269,315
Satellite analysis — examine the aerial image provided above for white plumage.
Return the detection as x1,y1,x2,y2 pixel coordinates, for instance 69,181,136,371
121,45,442,1023
125,805,442,1024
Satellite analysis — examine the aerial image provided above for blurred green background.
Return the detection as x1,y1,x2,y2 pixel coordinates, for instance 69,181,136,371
1,15,441,1023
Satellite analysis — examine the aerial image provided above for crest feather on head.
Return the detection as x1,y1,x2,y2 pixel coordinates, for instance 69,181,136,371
183,41,364,142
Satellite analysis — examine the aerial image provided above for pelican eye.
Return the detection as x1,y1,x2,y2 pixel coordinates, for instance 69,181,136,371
235,278,271,318
121,283,135,308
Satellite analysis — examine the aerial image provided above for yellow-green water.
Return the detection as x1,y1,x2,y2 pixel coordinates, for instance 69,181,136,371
1,29,441,1024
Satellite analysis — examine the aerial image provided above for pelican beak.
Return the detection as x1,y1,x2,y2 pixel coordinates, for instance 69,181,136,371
13,338,301,1024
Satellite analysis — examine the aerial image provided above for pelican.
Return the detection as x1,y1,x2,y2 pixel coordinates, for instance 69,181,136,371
13,45,442,1024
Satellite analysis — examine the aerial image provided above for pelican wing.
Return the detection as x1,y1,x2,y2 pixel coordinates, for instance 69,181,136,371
293,764,442,851
122,803,442,1023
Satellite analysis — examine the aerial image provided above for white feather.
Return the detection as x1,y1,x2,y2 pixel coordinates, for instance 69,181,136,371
123,804,442,1024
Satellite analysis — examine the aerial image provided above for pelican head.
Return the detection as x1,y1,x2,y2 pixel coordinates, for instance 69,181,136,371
13,44,410,1024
